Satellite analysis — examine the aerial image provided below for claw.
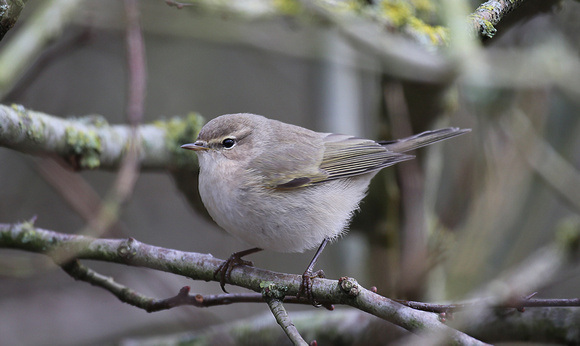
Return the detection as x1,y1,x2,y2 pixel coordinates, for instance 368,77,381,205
298,269,325,306
296,239,333,308
213,248,262,292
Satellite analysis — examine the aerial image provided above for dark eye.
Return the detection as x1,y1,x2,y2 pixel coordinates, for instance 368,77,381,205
222,138,236,149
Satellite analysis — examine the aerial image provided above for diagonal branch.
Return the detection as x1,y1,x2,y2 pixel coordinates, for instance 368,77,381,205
0,0,27,40
470,0,527,38
0,221,487,345
0,0,85,97
263,283,309,346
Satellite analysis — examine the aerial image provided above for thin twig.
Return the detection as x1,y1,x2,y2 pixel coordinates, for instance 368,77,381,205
124,0,146,127
61,261,272,312
263,284,309,346
165,0,193,9
266,299,308,346
60,259,328,311
396,294,580,314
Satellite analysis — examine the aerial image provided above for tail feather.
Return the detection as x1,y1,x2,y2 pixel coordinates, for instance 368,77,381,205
379,127,470,153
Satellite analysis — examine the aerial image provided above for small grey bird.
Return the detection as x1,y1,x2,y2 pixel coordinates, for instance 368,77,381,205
182,113,469,304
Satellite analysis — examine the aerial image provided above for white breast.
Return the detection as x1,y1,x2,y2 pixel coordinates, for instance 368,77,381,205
199,151,374,253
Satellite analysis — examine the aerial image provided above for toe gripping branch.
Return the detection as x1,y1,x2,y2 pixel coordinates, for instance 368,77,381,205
214,247,263,292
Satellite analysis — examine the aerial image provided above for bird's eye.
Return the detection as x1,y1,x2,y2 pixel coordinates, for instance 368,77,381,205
222,138,236,149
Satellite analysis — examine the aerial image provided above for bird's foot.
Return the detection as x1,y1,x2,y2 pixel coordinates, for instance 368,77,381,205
298,269,332,309
214,247,262,293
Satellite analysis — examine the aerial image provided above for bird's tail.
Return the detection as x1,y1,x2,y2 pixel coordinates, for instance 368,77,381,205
379,127,471,153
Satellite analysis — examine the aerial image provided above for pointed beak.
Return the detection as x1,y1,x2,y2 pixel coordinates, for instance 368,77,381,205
181,140,209,151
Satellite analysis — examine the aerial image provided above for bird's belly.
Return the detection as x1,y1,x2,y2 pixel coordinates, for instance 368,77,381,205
200,175,372,253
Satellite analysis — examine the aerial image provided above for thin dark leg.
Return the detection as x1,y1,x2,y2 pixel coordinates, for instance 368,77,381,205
304,238,328,274
215,247,262,293
298,238,330,307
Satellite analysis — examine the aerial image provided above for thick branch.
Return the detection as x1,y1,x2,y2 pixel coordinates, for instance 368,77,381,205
0,221,486,345
0,103,203,170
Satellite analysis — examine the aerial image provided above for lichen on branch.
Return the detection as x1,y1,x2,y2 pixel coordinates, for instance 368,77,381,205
0,103,204,170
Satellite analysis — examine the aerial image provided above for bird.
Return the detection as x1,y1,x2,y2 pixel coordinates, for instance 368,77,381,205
181,113,470,304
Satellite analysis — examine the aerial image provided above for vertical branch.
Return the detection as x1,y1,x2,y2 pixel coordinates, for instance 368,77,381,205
104,0,146,206
124,0,146,127
45,0,148,249
30,0,148,249
385,83,428,299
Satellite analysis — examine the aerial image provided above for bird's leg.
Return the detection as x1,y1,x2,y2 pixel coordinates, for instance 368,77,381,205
298,238,330,307
214,247,262,293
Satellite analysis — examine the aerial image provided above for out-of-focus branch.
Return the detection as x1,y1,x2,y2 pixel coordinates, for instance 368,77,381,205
470,0,527,38
120,309,407,345
35,157,129,238
296,0,455,83
124,0,146,127
463,304,580,344
505,110,580,214
0,0,85,98
0,221,487,346
0,104,203,170
71,0,148,239
0,102,208,216
0,0,27,40
122,304,580,345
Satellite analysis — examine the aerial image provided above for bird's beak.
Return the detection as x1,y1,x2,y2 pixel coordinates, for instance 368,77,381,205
181,140,209,151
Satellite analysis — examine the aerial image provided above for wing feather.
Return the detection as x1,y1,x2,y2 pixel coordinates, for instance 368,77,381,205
257,127,468,189
320,134,413,181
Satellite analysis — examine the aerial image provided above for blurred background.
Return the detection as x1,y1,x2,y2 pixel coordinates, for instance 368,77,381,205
1,0,580,344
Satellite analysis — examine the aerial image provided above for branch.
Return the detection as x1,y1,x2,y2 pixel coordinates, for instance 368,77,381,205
464,304,580,344
121,309,408,345
396,293,580,315
263,283,309,346
0,0,27,40
124,0,146,126
0,221,487,345
62,258,318,311
470,0,526,38
0,0,85,97
503,110,580,215
295,0,454,83
0,103,203,170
